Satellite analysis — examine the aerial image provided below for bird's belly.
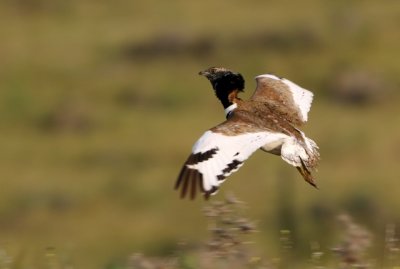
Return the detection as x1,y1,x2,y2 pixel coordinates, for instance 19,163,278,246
260,134,287,155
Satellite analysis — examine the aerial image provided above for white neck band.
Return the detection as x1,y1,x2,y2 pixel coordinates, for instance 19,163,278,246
224,103,237,117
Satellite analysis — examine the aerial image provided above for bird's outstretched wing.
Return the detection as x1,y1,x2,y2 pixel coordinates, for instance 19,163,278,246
251,74,314,125
175,118,283,200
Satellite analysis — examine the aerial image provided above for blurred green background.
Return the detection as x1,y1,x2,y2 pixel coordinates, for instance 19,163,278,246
0,0,399,268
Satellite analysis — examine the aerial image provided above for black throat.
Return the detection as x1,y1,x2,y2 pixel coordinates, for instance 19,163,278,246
210,73,245,109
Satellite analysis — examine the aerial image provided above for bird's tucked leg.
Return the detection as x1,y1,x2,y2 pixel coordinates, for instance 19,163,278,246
296,158,318,189
280,138,319,189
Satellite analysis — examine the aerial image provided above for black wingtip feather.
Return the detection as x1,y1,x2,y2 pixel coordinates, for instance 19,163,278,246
176,165,206,200
175,166,186,190
176,149,220,200
189,169,198,197
190,172,197,200
180,168,190,199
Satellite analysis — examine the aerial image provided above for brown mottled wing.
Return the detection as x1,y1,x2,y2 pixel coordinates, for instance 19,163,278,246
251,74,314,126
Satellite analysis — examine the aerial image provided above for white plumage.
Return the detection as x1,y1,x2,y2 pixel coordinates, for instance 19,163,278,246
186,130,317,196
187,131,272,194
281,78,314,122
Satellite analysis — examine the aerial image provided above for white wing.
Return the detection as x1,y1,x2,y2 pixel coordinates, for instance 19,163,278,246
252,74,314,124
280,78,313,122
175,130,274,199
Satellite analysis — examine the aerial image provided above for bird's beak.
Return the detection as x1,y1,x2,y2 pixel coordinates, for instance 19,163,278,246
198,70,209,76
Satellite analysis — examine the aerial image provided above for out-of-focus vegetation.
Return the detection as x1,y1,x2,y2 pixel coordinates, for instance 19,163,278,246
0,0,399,268
2,194,400,269
124,195,388,269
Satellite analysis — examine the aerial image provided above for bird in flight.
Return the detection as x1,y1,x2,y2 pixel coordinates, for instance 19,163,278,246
175,67,320,200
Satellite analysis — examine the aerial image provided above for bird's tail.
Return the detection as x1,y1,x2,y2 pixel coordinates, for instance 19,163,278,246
303,136,320,170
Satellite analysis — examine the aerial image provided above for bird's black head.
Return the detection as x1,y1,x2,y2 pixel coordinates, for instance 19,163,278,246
199,67,245,108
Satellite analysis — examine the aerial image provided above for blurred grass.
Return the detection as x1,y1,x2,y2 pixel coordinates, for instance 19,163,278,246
0,0,400,268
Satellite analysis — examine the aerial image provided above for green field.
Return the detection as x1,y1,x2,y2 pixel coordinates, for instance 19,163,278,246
0,0,400,268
